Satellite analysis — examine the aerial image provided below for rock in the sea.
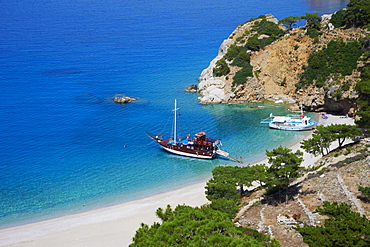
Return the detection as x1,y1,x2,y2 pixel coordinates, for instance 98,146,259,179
186,84,197,92
113,95,137,104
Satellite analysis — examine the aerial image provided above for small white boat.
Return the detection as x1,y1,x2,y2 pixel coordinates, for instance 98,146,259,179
261,112,317,131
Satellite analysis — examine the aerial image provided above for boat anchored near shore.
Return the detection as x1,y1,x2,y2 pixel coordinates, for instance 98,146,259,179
260,111,317,131
147,100,240,162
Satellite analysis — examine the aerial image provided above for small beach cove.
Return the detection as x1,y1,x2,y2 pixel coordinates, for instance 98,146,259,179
0,113,356,246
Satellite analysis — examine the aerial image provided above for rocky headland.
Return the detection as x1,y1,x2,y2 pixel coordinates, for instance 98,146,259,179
197,13,368,116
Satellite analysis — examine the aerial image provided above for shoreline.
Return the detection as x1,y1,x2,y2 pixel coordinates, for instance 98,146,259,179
0,114,354,247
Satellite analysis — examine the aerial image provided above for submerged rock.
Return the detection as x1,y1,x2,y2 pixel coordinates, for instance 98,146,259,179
113,95,137,104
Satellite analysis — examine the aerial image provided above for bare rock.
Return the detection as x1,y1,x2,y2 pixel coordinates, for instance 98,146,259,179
113,95,137,104
185,84,197,93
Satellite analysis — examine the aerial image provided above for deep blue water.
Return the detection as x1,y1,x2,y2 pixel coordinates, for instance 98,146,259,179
0,0,348,228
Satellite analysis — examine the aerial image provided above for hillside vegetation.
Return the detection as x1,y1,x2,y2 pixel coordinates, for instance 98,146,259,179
198,0,370,128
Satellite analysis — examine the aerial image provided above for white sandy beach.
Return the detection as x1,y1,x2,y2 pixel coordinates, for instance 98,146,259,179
0,114,355,247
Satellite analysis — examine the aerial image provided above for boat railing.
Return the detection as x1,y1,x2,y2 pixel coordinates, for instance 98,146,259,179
260,117,274,123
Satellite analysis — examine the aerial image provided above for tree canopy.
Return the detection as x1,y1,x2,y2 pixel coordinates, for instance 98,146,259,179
344,0,370,28
297,39,363,88
213,59,230,77
356,64,370,128
265,146,303,202
130,204,279,247
302,13,322,30
300,124,362,156
279,16,302,30
295,201,370,246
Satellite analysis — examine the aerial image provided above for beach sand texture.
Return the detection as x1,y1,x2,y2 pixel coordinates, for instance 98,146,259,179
0,114,354,247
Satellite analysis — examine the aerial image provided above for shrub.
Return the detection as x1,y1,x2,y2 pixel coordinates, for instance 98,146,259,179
257,20,284,38
213,59,230,77
330,9,346,28
344,0,370,27
307,28,319,38
298,39,363,88
233,65,253,86
259,36,277,49
224,45,243,61
341,81,351,91
231,50,250,67
246,35,260,51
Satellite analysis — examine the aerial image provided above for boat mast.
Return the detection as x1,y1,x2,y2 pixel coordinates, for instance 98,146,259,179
173,99,179,144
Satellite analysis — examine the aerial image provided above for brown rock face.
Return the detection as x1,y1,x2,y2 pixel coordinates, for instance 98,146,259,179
198,15,365,115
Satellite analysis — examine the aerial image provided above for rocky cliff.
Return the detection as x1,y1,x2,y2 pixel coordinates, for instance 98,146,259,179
197,14,366,116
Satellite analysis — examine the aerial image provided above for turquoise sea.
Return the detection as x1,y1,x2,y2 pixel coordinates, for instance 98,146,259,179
0,0,349,228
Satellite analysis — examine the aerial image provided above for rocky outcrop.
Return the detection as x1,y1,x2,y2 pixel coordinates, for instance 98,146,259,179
196,13,365,115
198,38,235,104
113,95,137,104
185,84,197,93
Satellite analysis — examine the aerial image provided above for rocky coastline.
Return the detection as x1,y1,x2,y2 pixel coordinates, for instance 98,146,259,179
196,13,365,116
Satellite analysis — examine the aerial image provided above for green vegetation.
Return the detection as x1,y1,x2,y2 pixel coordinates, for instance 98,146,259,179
302,13,322,30
297,39,363,88
131,136,366,246
220,18,285,87
359,186,370,198
279,16,302,30
257,20,285,39
206,165,268,218
130,205,279,246
306,28,319,39
330,9,346,28
233,65,253,86
213,59,230,77
224,45,250,67
206,146,303,212
355,64,370,128
245,35,260,51
344,0,370,28
300,124,362,156
295,201,370,246
265,146,303,202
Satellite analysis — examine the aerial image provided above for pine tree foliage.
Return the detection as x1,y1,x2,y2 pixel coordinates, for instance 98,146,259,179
344,0,370,28
265,146,303,202
213,59,230,77
297,39,363,88
300,124,362,156
130,205,279,247
295,201,370,246
205,165,269,218
356,64,370,128
301,13,322,30
279,16,302,30
359,186,370,198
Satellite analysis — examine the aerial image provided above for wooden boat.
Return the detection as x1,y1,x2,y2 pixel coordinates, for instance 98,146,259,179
147,100,232,160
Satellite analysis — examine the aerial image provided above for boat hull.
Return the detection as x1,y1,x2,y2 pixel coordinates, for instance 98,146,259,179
262,113,317,131
162,145,216,159
269,122,316,131
147,134,217,159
